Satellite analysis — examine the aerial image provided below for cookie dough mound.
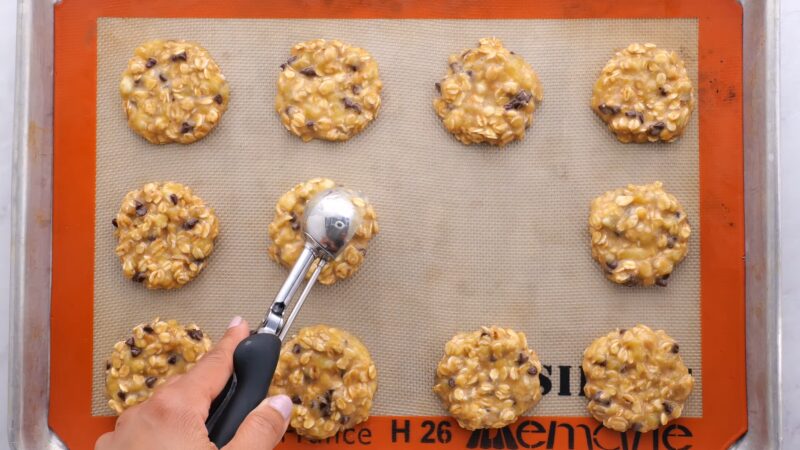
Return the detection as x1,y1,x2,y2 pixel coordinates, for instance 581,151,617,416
276,39,382,142
582,325,694,432
589,181,690,287
433,326,543,430
267,178,378,285
105,318,212,414
114,182,219,289
119,39,229,144
269,325,378,440
433,38,543,146
591,43,694,143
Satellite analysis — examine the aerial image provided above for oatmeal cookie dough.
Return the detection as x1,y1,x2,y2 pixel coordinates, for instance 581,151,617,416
105,318,212,414
582,325,694,433
591,43,694,143
267,178,378,285
113,182,219,289
433,38,543,146
268,325,378,440
433,326,543,430
119,39,230,144
276,39,382,142
589,181,690,287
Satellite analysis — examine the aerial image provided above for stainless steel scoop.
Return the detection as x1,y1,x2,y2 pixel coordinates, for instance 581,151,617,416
206,187,364,446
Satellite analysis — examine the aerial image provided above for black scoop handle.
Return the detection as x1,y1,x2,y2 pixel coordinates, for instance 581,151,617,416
206,332,282,448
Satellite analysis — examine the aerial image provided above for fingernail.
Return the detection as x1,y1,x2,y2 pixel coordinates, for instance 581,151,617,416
227,316,243,329
266,395,293,420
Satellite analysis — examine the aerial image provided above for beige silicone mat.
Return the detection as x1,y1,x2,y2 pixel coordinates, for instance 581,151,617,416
93,18,700,417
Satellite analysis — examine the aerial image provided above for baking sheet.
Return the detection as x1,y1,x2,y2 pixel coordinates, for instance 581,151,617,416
92,18,700,418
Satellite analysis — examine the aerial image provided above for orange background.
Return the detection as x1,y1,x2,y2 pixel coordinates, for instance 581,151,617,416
51,1,745,448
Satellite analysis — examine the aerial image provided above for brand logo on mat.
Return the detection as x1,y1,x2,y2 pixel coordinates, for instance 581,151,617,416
467,427,519,449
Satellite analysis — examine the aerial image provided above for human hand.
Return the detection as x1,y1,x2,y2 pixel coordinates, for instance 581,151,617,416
96,317,292,450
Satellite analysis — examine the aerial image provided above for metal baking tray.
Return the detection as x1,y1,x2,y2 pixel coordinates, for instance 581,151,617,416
8,0,779,448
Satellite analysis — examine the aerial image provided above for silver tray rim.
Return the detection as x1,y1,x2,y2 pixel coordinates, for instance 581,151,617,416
7,0,779,448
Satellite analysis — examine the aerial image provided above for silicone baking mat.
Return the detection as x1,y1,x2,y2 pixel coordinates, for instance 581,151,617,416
51,1,745,449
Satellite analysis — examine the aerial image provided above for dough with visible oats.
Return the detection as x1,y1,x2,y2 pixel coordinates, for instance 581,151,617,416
582,325,694,433
433,38,543,146
591,43,694,143
589,181,690,287
267,177,378,285
113,182,219,289
276,39,382,142
268,325,378,440
105,318,212,414
433,326,543,430
119,39,229,144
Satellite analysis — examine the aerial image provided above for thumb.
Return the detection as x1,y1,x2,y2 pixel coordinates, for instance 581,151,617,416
223,395,293,450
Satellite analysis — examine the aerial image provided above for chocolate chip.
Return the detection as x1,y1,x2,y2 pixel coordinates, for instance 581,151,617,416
606,260,618,270
183,218,199,230
349,65,359,72
130,346,142,357
480,331,489,338
169,194,178,205
593,392,611,406
280,55,298,70
133,272,146,283
359,248,367,256
598,103,621,115
293,344,302,354
291,395,302,404
112,218,118,228
180,122,194,134
595,360,607,367
214,94,223,105
117,391,127,400
434,82,441,93
619,328,627,335
448,378,455,388
449,62,462,73
527,366,538,376
663,402,674,415
320,403,331,418
106,361,111,370
145,377,157,388
158,73,167,82
134,78,141,85
656,277,669,287
300,67,317,77
135,201,147,217
167,354,178,365
624,275,639,286
186,329,204,341
343,98,362,113
125,337,135,347
648,121,666,136
143,325,154,334
504,90,533,110
466,70,474,77
620,364,632,373
339,415,350,425
517,353,529,365
667,236,677,248
147,234,157,242
675,211,682,218
325,389,334,402
306,120,315,129
659,87,668,96
489,354,497,362
352,84,362,95
171,52,187,62
632,423,643,432
145,58,157,68
671,344,680,354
